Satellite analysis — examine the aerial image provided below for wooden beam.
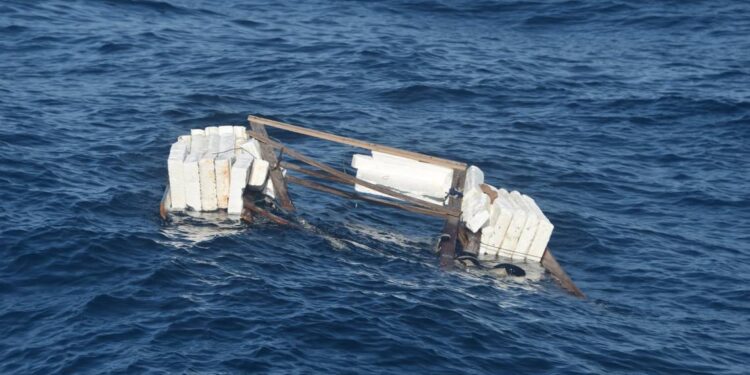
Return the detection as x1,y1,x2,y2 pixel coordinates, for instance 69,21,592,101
541,248,585,298
248,115,467,170
249,131,459,217
280,161,349,184
286,175,452,218
438,168,466,269
249,120,295,212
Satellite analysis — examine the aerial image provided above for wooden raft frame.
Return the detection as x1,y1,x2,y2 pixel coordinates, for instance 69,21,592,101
160,115,584,298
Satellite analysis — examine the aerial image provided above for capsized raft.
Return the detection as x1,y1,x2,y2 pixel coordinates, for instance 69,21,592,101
160,115,584,297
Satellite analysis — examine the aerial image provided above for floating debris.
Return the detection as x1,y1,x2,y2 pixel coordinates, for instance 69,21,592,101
160,115,584,297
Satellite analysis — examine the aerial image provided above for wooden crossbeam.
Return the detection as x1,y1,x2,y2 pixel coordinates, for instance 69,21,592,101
542,249,585,298
248,131,460,217
248,115,467,170
286,175,453,218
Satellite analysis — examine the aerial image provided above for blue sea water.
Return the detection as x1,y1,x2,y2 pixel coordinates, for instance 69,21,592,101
1,0,749,373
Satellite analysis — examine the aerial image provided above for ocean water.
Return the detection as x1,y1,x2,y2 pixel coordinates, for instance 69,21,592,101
1,0,749,373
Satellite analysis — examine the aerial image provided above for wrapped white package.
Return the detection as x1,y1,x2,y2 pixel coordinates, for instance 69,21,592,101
198,133,220,211
184,133,207,211
525,195,554,262
512,191,539,261
227,154,254,215
215,132,235,209
190,129,205,136
371,151,454,183
167,140,189,210
351,153,452,203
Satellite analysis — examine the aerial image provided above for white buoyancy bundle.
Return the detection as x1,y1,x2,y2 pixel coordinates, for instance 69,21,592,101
461,165,554,263
350,151,454,205
165,125,276,215
349,156,555,263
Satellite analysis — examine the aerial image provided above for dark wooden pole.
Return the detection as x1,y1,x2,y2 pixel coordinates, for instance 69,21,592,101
438,168,466,269
541,248,585,298
248,115,467,170
248,131,459,217
285,175,452,218
249,120,295,212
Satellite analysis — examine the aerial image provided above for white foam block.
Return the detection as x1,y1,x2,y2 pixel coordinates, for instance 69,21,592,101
352,153,452,202
478,191,513,258
234,128,248,156
249,158,270,187
525,195,554,262
190,129,205,136
263,168,286,199
512,191,539,261
167,140,189,210
499,189,527,261
234,126,247,140
177,134,191,148
198,134,220,211
241,139,263,160
184,134,207,211
205,126,219,136
461,189,490,233
215,132,235,209
463,165,484,193
219,125,235,135
371,151,454,183
228,154,254,215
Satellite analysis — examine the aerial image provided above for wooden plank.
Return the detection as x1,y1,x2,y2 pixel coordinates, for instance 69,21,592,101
286,175,452,218
249,120,295,212
280,161,349,184
248,115,467,170
438,168,467,269
248,131,459,217
541,248,586,298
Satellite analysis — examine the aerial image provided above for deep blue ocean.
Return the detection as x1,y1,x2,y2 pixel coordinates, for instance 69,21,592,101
1,1,749,374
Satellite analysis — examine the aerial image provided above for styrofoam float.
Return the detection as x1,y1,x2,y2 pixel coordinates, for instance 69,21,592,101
347,157,555,263
351,151,453,204
166,125,279,215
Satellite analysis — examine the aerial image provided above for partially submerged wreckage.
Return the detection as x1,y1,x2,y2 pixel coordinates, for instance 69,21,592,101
160,115,584,297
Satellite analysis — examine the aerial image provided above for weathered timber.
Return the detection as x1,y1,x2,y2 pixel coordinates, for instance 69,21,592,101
438,168,467,269
248,115,467,170
280,161,349,184
242,190,294,226
286,175,452,218
249,120,295,211
248,131,459,217
541,248,585,298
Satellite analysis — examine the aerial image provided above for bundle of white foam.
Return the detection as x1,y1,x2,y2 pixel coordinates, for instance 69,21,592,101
166,125,276,215
348,154,554,263
350,151,454,205
462,166,553,263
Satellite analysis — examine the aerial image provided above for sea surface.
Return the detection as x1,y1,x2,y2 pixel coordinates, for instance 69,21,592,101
1,1,749,374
